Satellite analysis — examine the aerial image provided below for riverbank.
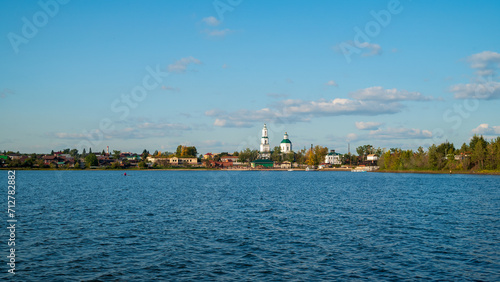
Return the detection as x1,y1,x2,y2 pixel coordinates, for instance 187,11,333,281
375,169,500,176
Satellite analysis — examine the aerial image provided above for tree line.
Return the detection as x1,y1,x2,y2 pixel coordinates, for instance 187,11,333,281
379,135,500,171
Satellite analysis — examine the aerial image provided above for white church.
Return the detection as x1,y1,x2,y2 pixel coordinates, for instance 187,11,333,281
259,124,292,159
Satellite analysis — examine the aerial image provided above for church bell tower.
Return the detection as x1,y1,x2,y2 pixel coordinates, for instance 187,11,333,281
259,124,271,159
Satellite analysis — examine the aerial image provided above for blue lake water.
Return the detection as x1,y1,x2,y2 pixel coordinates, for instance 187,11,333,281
1,170,499,281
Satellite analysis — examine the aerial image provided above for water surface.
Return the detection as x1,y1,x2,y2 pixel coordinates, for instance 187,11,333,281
2,170,499,281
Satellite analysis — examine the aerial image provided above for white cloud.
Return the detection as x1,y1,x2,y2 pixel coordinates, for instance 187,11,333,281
279,98,401,116
449,51,500,99
359,42,382,57
349,86,431,101
368,127,433,140
346,133,358,142
168,56,202,73
206,98,402,128
202,16,220,26
326,80,338,86
355,121,382,130
467,51,500,77
449,81,500,99
212,118,253,128
472,123,500,135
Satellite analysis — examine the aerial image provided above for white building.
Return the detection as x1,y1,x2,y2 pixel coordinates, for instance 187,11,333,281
259,124,271,159
280,132,292,153
325,149,342,165
366,154,379,162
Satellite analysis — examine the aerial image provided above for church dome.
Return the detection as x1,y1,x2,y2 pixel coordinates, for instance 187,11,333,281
280,132,292,144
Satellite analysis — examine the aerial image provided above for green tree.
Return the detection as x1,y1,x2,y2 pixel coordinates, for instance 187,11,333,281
141,149,149,160
472,140,487,169
185,146,197,157
271,146,282,162
470,135,488,169
175,145,197,157
414,146,427,168
427,144,439,169
295,148,307,165
306,145,328,166
85,153,98,168
70,149,79,158
356,144,374,162
113,150,121,160
238,148,259,163
488,137,500,169
138,161,147,169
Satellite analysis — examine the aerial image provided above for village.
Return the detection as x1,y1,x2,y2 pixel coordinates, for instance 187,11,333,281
1,125,496,173
0,124,382,171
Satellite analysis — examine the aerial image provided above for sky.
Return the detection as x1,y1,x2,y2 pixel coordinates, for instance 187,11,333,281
1,0,500,155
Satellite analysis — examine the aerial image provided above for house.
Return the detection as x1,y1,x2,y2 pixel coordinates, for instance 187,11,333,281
43,154,75,167
127,154,141,161
455,152,471,161
203,153,214,159
8,154,22,160
168,157,198,165
251,159,274,168
43,155,58,165
147,157,169,165
366,154,379,161
220,155,242,165
97,155,113,166
325,150,342,165
280,161,292,169
202,160,232,168
221,155,238,162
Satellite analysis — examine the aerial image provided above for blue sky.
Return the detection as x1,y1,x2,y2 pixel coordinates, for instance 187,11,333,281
1,0,500,154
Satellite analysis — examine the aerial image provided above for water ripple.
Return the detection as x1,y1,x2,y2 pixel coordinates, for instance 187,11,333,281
1,171,499,281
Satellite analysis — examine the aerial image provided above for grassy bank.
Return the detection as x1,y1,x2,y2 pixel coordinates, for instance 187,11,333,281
376,169,500,176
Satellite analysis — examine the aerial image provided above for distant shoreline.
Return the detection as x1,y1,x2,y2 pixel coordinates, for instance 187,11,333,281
2,168,499,175
375,169,500,176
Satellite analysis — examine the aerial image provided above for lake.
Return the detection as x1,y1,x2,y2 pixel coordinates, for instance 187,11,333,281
2,170,499,281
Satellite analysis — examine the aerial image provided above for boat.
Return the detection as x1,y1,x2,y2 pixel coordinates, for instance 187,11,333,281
351,167,368,172
288,169,294,171
305,167,316,171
